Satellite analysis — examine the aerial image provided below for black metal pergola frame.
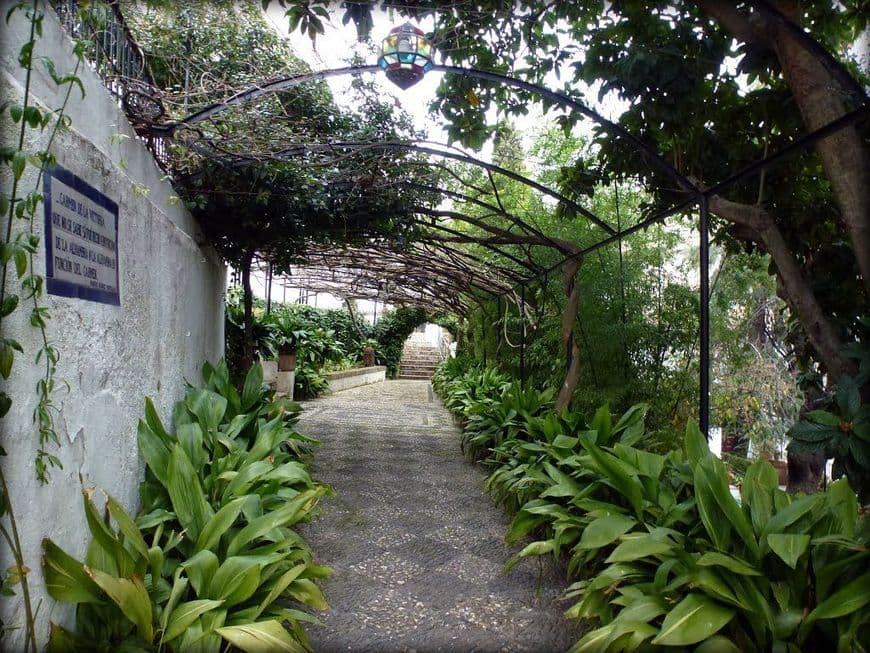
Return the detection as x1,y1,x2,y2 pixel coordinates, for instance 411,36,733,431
131,22,869,434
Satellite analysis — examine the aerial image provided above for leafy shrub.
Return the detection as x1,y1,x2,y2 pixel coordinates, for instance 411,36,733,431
43,362,331,652
294,363,329,399
434,363,870,652
788,374,870,504
371,306,427,377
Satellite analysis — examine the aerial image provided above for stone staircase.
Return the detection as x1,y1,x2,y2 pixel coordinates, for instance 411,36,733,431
398,343,442,380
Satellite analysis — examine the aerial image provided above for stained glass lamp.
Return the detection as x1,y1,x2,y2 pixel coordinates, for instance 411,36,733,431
377,22,433,90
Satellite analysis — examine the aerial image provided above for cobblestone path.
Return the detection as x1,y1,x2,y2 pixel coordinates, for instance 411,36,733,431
296,379,580,653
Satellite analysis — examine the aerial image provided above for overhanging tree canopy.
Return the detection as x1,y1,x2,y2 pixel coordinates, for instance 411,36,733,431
116,0,868,416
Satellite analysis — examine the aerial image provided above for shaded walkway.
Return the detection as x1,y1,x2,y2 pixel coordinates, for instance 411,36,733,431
297,380,580,652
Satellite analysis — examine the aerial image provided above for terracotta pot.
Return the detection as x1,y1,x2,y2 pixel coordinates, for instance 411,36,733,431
770,459,788,486
721,435,740,454
278,348,296,371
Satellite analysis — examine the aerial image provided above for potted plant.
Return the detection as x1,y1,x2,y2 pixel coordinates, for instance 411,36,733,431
264,312,307,372
361,338,378,367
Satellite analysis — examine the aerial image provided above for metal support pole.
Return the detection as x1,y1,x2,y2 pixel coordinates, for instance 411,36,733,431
265,262,273,315
520,285,526,389
699,196,710,438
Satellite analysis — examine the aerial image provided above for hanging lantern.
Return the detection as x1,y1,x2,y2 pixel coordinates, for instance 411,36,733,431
377,22,433,90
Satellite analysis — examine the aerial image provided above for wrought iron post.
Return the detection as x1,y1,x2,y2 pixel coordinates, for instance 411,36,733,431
520,285,526,389
699,195,710,437
265,262,273,314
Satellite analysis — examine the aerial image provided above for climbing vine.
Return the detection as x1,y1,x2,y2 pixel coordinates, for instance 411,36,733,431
0,0,86,648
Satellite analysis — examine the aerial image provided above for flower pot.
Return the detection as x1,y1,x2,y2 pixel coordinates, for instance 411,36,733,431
278,348,296,372
771,459,788,486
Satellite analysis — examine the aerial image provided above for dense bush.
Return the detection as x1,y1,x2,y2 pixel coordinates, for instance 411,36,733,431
434,360,870,652
43,361,331,652
370,306,428,377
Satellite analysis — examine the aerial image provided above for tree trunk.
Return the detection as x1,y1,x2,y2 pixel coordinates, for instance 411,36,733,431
556,260,582,412
240,250,255,374
768,1,870,300
694,0,870,299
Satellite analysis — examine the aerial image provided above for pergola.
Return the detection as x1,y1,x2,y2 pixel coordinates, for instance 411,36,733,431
65,2,870,430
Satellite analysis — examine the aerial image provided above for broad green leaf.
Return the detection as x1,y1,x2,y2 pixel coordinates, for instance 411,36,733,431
806,410,841,427
82,490,133,577
144,397,172,443
226,487,322,556
579,440,643,516
42,539,104,603
167,445,214,542
606,529,674,563
697,552,760,576
835,376,860,420
263,462,311,486
241,364,264,412
590,404,612,444
652,593,734,646
569,624,614,653
186,387,228,433
105,495,149,561
224,460,274,498
210,556,261,607
505,539,555,572
182,549,219,596
195,496,247,553
160,572,189,634
505,510,547,543
245,416,287,462
762,494,822,540
695,456,759,559
162,599,225,643
767,533,810,569
137,419,172,486
285,578,328,610
685,419,709,466
177,422,206,473
577,514,636,550
85,566,154,642
215,620,306,653
252,564,307,619
741,460,778,533
805,570,870,623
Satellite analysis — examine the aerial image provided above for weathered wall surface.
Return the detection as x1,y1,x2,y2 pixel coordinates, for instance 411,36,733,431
0,2,225,646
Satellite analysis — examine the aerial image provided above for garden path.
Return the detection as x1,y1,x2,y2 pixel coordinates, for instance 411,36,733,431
296,379,580,653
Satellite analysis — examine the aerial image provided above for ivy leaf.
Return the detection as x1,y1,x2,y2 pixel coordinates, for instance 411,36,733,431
1,294,18,318
0,392,11,418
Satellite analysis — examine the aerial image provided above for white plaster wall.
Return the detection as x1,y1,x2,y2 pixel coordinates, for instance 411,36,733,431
0,3,225,647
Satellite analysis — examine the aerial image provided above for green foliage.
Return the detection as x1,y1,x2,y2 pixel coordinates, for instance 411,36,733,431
370,306,428,378
434,362,870,651
789,374,870,504
43,362,330,652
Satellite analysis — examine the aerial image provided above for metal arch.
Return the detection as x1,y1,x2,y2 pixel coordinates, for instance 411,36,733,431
237,140,617,236
150,63,698,196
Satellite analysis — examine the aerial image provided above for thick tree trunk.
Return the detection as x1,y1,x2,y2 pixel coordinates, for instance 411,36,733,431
695,0,870,299
240,250,255,374
707,195,853,381
556,260,582,412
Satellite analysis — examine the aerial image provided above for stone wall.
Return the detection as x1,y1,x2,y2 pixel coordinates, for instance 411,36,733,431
0,2,225,646
325,366,387,393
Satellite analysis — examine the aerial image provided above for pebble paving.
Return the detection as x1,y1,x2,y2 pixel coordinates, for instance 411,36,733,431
296,379,581,653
